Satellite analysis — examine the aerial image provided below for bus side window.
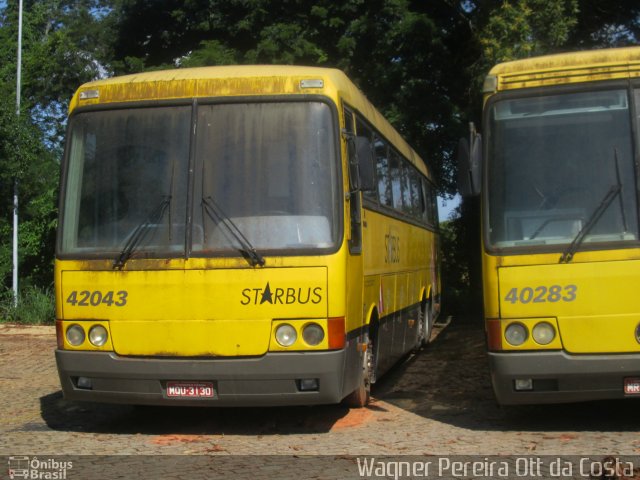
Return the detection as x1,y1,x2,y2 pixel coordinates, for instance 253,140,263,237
408,166,424,220
372,136,391,208
422,179,433,225
345,107,362,253
389,150,403,211
430,185,439,225
400,161,413,216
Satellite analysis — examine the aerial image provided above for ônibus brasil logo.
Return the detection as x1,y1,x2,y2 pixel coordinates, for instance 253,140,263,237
8,456,73,480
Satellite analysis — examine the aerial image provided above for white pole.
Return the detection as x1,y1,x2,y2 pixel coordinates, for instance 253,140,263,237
13,0,23,307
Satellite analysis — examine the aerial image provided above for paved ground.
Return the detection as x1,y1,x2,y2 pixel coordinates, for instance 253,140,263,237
1,318,640,479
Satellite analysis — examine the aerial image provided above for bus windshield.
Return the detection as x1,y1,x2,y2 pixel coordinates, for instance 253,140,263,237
193,102,339,254
487,89,639,250
60,101,339,258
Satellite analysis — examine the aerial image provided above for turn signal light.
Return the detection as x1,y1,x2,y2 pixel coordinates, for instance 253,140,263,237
327,317,345,350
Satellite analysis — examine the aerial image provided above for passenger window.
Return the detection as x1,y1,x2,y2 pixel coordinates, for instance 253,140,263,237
401,162,413,215
410,168,424,219
356,119,377,203
389,151,403,211
374,137,392,207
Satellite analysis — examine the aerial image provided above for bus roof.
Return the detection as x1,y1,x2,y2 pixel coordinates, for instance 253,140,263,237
70,65,428,176
486,46,640,92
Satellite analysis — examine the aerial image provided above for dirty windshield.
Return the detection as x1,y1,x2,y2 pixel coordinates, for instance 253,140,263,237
192,101,339,255
59,101,339,258
60,107,191,256
487,89,638,251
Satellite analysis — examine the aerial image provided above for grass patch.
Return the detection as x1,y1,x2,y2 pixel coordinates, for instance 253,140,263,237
0,286,55,325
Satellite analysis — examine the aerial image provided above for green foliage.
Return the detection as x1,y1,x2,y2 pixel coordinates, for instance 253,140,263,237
0,1,102,296
0,91,58,291
0,0,111,148
568,0,640,48
439,199,482,316
0,285,55,324
179,40,239,67
479,0,579,65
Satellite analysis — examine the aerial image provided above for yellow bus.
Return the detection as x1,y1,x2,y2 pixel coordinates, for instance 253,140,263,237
459,46,640,404
55,65,440,407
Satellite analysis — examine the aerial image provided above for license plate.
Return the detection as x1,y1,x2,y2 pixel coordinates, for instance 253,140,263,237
623,377,640,395
166,381,216,398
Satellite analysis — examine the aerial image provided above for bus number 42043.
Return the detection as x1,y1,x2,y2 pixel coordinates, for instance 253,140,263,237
66,290,128,307
504,285,577,304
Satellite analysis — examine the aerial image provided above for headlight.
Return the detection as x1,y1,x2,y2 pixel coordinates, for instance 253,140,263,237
505,323,528,346
302,323,324,346
532,322,555,345
88,325,109,347
66,324,85,346
275,324,297,347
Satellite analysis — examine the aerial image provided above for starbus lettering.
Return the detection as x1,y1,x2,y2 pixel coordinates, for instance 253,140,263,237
385,234,400,264
241,282,323,305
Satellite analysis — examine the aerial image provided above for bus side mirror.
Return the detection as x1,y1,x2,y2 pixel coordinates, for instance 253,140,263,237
355,136,375,192
457,123,482,197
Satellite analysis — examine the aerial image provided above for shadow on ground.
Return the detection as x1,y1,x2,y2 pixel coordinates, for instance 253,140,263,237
37,316,639,435
375,316,640,433
38,389,388,435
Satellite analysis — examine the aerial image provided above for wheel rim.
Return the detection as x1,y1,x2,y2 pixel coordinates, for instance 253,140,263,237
365,336,376,386
416,306,425,344
421,302,431,345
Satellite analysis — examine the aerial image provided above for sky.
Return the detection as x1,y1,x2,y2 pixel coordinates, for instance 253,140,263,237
438,194,461,222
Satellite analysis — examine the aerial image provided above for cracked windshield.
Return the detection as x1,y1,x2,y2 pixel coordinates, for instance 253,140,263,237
487,89,639,250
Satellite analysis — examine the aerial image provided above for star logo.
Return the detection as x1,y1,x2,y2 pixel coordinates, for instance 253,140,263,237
260,282,273,304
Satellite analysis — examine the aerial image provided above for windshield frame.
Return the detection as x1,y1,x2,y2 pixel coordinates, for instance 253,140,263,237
482,80,640,256
56,95,344,261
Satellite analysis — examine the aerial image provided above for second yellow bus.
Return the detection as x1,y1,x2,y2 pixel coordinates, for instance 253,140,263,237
459,47,640,404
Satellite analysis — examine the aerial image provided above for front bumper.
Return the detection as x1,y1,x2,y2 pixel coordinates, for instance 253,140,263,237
56,348,348,407
489,350,640,405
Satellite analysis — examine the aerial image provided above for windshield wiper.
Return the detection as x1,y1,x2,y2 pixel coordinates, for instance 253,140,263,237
559,149,626,263
113,196,171,270
559,185,620,263
201,196,265,267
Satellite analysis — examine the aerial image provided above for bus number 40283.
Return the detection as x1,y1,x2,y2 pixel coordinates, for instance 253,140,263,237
504,285,577,305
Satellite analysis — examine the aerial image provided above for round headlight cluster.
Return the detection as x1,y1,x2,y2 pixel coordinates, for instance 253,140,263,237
66,324,85,346
65,323,108,347
275,324,297,347
505,323,528,346
89,325,109,346
274,323,326,348
532,322,556,345
302,323,325,346
504,321,557,346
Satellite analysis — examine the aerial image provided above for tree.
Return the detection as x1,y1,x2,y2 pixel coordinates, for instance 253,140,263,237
0,0,110,149
0,0,110,294
0,90,57,290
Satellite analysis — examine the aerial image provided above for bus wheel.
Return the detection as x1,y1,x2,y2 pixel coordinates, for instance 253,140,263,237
419,300,432,347
343,334,374,408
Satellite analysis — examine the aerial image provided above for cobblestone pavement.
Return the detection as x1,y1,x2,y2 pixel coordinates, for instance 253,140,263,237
1,318,639,478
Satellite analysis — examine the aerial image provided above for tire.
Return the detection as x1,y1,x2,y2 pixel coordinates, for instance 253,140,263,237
343,334,375,408
420,300,432,347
